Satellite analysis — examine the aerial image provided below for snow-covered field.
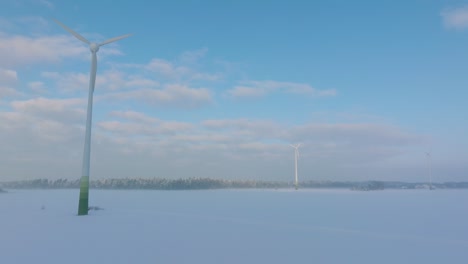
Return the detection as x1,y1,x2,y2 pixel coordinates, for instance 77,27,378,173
1,189,467,264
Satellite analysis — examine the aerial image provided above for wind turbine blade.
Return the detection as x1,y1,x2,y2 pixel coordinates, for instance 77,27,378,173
53,19,90,44
98,34,132,46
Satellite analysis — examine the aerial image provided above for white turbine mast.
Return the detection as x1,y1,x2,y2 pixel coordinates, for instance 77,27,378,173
290,143,302,190
53,19,131,215
425,151,434,190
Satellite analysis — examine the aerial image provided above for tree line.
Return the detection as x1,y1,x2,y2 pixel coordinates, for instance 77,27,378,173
1,177,468,190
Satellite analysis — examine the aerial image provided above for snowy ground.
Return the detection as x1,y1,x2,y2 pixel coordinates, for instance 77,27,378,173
1,189,467,264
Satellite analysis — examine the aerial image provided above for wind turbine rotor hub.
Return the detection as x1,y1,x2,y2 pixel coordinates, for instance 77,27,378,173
89,43,99,52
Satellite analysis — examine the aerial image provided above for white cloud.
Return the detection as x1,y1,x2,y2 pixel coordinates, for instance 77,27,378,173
0,97,86,166
0,18,14,31
10,97,85,122
109,110,159,124
42,70,159,93
227,80,337,98
178,47,208,64
146,59,181,76
0,100,432,181
0,68,19,98
116,49,222,82
10,97,84,112
145,58,221,81
198,118,425,165
227,86,266,98
27,81,47,93
0,16,440,182
36,52,214,109
0,34,85,67
171,133,233,144
124,77,159,89
202,118,281,139
0,86,18,98
98,121,154,135
0,32,124,68
103,84,213,108
281,123,427,166
0,68,17,82
441,6,468,29
98,113,194,136
41,71,88,92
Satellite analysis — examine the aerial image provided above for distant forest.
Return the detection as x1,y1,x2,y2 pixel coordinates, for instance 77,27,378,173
1,178,468,190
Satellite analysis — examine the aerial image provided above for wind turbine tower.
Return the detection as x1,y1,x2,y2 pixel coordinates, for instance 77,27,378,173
54,19,131,215
425,152,434,190
290,143,302,190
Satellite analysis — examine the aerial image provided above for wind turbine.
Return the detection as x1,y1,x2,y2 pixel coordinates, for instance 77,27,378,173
54,19,131,215
290,143,302,190
425,152,434,190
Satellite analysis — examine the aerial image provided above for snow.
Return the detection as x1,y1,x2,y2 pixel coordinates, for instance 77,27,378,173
1,189,468,263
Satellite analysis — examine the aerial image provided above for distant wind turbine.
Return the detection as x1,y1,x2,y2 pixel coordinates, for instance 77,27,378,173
290,143,302,190
425,152,434,190
53,19,131,215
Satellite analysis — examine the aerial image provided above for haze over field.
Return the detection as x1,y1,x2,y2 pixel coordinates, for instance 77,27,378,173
1,1,468,183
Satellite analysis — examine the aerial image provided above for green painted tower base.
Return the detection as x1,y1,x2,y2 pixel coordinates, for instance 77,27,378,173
78,176,89,215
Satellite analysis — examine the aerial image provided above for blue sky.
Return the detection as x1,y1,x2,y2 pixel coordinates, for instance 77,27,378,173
1,0,468,182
